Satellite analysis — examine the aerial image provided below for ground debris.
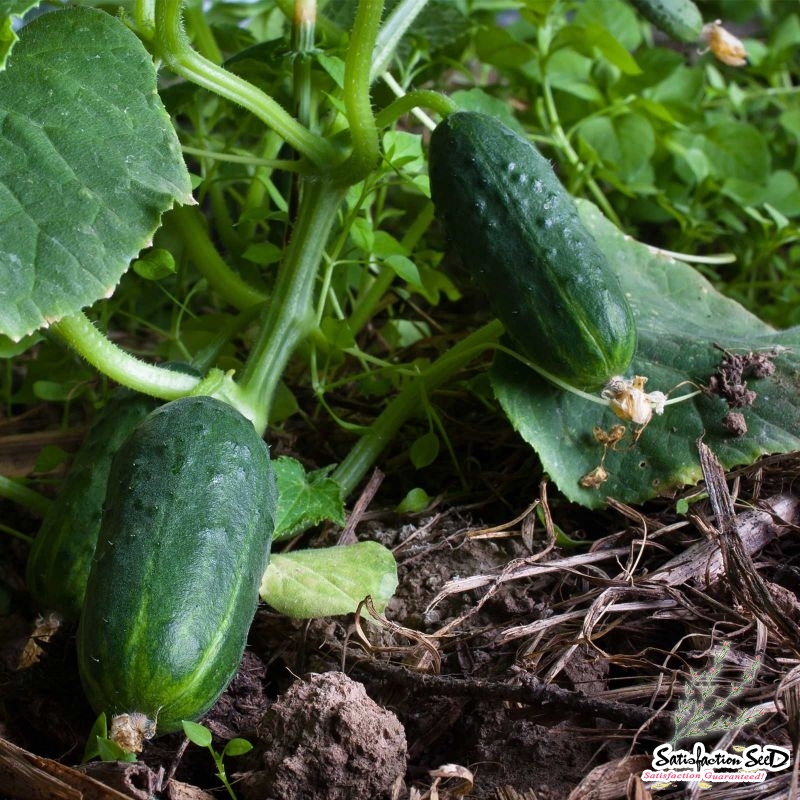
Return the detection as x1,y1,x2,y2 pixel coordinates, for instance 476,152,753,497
0,735,134,800
703,346,781,435
4,450,800,799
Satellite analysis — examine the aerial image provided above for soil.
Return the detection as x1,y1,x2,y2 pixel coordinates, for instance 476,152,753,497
1,403,800,800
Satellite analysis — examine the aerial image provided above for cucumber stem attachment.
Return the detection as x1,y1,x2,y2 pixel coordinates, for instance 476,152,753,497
646,245,737,265
374,80,457,131
50,313,200,400
496,344,701,412
49,313,256,423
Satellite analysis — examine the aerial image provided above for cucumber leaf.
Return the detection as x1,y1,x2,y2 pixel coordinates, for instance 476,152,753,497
260,542,398,619
492,201,800,509
272,456,346,541
0,0,42,68
0,8,192,341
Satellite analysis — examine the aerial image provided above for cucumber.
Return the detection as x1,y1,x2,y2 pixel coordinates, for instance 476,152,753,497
26,364,198,622
628,0,703,43
26,388,160,622
428,111,636,391
77,395,276,736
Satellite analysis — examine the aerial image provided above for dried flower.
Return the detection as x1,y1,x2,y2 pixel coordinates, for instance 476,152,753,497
701,21,747,67
602,375,666,428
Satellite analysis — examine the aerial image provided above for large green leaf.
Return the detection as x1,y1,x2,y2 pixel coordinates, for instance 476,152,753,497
0,8,192,341
492,201,800,509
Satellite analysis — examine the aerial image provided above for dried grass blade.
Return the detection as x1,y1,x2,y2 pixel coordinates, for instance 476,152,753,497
697,442,800,652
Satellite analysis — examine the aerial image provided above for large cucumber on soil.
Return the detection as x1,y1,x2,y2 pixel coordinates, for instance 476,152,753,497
77,395,276,736
428,111,636,390
26,388,161,621
26,365,198,622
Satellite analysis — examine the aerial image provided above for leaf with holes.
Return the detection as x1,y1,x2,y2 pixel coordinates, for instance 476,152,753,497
491,201,800,509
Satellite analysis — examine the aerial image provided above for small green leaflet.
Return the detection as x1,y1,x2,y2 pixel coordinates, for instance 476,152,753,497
260,542,398,619
272,455,345,541
0,0,42,68
0,8,192,341
492,200,800,509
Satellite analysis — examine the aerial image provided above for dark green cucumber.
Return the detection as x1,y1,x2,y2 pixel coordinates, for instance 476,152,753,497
26,364,198,622
428,111,636,391
77,396,276,735
26,389,160,621
628,0,703,43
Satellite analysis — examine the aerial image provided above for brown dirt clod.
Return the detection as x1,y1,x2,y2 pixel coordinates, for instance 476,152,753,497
235,671,407,800
704,346,779,411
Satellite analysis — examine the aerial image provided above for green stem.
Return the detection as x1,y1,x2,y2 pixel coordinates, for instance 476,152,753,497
134,0,156,40
51,313,257,422
169,205,268,309
348,265,395,335
0,475,52,518
331,0,384,184
348,202,435,338
541,77,621,227
274,0,344,41
207,181,240,256
237,180,347,433
370,0,431,83
292,0,317,129
373,89,457,130
191,304,266,374
332,320,503,496
50,313,200,399
238,132,288,245
180,146,304,172
183,2,223,64
154,0,336,167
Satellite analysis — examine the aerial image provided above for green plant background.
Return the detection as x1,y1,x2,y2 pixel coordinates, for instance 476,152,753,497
1,0,798,618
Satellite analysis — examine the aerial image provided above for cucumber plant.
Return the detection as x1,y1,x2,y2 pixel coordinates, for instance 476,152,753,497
77,396,277,737
1,0,798,751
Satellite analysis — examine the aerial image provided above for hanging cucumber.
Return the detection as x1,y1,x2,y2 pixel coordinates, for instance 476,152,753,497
627,0,703,44
428,111,636,391
77,395,276,741
26,365,198,622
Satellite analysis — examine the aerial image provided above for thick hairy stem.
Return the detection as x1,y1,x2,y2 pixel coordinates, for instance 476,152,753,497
330,0,384,184
50,313,200,399
237,180,347,434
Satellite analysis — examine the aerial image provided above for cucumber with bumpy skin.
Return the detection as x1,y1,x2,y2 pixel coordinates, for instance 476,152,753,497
628,0,703,43
428,111,636,391
26,388,161,621
26,364,198,622
77,395,276,737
